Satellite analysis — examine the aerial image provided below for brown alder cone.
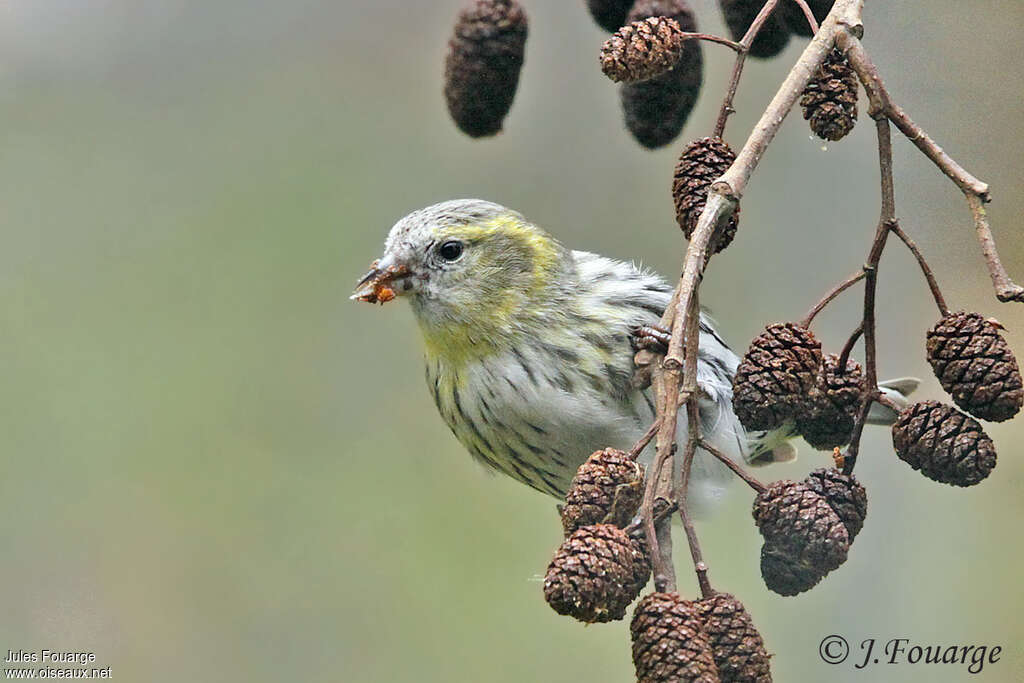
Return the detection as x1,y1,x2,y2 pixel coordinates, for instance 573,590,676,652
804,468,867,541
759,544,824,596
752,480,849,572
601,17,687,83
631,593,720,682
779,0,834,37
443,0,528,138
891,401,997,487
585,0,635,33
620,0,703,149
561,448,645,535
718,0,791,59
795,354,865,450
543,524,650,623
926,311,1024,422
672,136,739,253
694,593,772,682
732,323,823,431
800,48,859,141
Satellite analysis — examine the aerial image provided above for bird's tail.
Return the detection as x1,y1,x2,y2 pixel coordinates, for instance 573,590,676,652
745,376,920,466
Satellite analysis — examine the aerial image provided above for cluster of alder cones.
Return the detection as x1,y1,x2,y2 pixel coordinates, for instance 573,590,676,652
442,0,857,147
541,312,1022,677
733,312,1021,489
543,448,774,681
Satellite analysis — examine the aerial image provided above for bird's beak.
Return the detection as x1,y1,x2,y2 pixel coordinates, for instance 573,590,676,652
351,259,413,304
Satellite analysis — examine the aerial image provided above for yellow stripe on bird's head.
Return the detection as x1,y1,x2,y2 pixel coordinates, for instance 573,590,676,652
354,200,574,367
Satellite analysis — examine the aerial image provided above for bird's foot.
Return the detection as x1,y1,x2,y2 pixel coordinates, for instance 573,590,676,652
631,324,671,354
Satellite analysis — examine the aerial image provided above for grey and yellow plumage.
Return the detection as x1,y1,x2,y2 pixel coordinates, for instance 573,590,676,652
353,200,910,511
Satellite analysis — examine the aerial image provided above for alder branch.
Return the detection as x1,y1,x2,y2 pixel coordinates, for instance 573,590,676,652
640,0,866,600
677,294,713,599
842,117,896,475
839,33,1024,304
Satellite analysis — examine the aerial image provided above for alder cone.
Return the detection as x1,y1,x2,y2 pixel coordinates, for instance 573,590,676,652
780,0,834,37
601,17,686,83
795,354,864,450
672,136,739,253
694,593,772,682
804,468,867,541
753,480,849,572
733,323,823,431
719,0,791,59
444,0,528,138
926,311,1024,422
543,524,650,623
561,448,645,535
800,48,858,141
891,401,997,487
585,0,635,32
759,544,824,596
621,0,703,149
631,593,720,682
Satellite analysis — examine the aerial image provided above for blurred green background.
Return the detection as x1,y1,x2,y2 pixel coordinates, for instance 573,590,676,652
1,1,1021,681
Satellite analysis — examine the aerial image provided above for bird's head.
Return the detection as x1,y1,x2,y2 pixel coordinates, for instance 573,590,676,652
353,199,572,360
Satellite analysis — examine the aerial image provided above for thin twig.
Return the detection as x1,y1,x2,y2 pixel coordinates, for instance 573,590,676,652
967,194,1024,303
713,0,786,137
788,0,820,34
888,222,950,316
837,322,863,370
677,294,713,598
627,420,660,460
874,391,903,414
698,440,767,494
843,117,896,475
801,268,867,327
680,32,744,52
840,33,1024,304
641,366,677,593
624,500,678,537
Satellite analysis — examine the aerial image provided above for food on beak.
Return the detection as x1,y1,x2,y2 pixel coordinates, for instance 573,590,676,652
351,261,411,304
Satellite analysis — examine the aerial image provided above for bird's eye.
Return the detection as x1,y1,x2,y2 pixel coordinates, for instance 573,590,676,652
438,240,464,261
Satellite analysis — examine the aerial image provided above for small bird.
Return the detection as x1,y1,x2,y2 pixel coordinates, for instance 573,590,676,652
353,199,909,511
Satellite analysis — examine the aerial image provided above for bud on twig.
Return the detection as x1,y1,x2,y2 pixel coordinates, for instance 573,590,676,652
444,0,528,138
